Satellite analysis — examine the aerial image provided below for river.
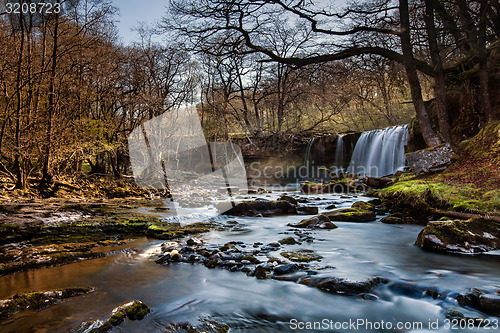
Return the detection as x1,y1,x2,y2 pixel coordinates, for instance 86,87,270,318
1,190,499,332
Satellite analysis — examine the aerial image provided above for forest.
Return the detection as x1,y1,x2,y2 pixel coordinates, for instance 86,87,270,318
0,0,497,191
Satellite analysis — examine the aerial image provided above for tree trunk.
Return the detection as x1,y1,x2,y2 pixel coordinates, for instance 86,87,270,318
399,0,442,147
13,14,25,189
478,0,493,121
42,9,60,185
424,0,450,141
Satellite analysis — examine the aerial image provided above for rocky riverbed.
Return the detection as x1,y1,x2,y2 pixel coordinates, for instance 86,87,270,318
0,190,499,332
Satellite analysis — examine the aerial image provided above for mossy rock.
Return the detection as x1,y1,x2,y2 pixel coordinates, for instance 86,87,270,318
289,214,330,228
380,214,405,224
279,237,297,245
280,249,322,262
219,200,297,216
241,255,260,264
351,201,375,211
324,208,376,222
416,218,500,253
0,287,94,320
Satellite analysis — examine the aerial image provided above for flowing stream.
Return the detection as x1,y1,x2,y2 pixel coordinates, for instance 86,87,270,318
1,191,499,332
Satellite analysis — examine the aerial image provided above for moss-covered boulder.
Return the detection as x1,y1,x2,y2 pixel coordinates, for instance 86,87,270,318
77,301,150,332
380,214,405,224
415,218,500,253
281,249,322,262
219,200,297,217
351,201,375,211
279,237,297,245
278,195,298,206
288,214,336,229
324,208,376,222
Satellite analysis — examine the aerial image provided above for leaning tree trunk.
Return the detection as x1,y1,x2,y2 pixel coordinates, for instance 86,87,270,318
399,0,442,147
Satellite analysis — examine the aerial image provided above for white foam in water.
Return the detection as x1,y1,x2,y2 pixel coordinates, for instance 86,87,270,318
348,125,409,177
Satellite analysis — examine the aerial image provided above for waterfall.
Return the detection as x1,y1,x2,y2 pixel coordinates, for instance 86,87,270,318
334,135,345,171
347,125,409,177
303,138,315,166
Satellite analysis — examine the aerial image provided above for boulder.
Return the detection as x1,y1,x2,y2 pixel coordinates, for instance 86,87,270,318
324,208,376,222
289,214,332,228
415,218,500,253
278,237,297,245
314,277,383,295
406,143,454,175
273,263,300,275
380,214,405,224
365,177,394,188
351,201,375,211
457,291,500,317
220,200,297,217
297,206,319,215
278,195,298,206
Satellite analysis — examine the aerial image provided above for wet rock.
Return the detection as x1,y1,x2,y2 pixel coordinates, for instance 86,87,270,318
161,241,179,252
368,198,382,206
219,243,236,251
297,206,319,215
169,250,181,261
186,237,202,246
289,214,331,228
406,143,454,175
254,265,267,279
205,258,221,269
278,237,297,245
315,277,383,295
365,177,394,189
280,249,322,262
380,214,405,224
219,200,297,217
155,254,170,264
273,263,299,275
457,291,500,317
360,293,378,301
319,222,338,229
415,218,500,253
325,204,336,210
77,300,150,332
242,255,260,264
351,201,375,211
300,181,324,194
0,287,94,320
266,242,281,248
324,208,376,222
278,195,298,206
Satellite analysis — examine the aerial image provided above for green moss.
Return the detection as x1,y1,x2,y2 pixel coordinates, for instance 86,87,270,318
125,301,150,320
242,255,260,264
281,249,322,262
376,180,500,216
278,237,297,245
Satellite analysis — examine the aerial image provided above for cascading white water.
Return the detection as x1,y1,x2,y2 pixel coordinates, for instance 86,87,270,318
334,135,345,170
347,125,409,177
303,138,315,166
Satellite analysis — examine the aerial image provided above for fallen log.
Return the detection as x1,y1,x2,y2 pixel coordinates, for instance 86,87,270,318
434,209,500,223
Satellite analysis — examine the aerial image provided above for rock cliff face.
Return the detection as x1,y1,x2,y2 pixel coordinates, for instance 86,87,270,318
406,143,454,175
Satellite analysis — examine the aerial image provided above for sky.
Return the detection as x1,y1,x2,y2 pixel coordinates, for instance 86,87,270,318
114,0,167,45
